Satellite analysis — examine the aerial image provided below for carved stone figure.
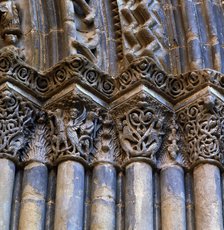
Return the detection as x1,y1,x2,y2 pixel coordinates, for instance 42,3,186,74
49,106,99,159
49,109,69,154
0,1,21,45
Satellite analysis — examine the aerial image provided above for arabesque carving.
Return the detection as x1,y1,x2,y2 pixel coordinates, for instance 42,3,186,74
0,89,36,161
116,95,165,160
178,96,224,165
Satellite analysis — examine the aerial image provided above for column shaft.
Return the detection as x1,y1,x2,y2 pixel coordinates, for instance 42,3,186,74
18,162,48,230
90,163,116,230
161,166,186,230
54,160,85,230
10,170,23,230
125,162,153,230
0,159,15,230
45,169,56,230
194,164,223,230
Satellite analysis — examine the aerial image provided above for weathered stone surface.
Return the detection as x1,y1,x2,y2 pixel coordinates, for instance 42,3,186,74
194,164,223,230
0,159,15,230
18,162,48,230
54,161,85,230
125,162,153,230
90,163,116,230
160,166,186,230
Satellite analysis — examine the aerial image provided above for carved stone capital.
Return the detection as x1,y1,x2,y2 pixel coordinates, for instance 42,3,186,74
21,111,51,164
157,114,190,169
0,88,37,163
113,93,169,163
48,103,102,165
177,94,224,167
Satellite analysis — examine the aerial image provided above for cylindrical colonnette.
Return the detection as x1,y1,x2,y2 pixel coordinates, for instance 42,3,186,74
90,163,117,230
54,160,85,230
160,165,186,230
18,162,48,230
0,159,15,230
125,162,153,230
194,164,223,230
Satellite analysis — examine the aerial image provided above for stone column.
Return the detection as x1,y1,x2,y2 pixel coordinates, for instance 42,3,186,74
45,169,56,230
194,163,223,230
18,162,48,230
177,95,224,230
116,171,125,230
10,170,23,230
54,160,85,230
90,163,116,230
125,161,153,230
0,159,15,230
160,165,186,230
60,0,77,56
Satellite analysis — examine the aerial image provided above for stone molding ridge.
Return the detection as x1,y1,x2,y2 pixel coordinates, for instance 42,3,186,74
1,46,224,105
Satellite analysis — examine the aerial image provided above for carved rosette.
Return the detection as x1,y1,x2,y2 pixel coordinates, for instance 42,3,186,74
0,89,37,162
114,93,169,164
177,95,224,167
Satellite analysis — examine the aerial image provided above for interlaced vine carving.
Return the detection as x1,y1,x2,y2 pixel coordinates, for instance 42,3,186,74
177,96,224,164
0,89,36,161
116,96,165,159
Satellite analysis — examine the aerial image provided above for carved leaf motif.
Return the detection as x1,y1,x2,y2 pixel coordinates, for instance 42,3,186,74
94,114,120,162
117,102,165,159
22,112,51,163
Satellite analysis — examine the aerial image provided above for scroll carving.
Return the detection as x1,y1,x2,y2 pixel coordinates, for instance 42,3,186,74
0,1,21,45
